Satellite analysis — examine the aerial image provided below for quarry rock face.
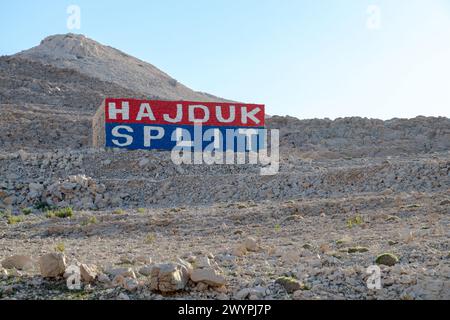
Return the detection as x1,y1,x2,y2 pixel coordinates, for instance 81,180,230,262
0,33,449,300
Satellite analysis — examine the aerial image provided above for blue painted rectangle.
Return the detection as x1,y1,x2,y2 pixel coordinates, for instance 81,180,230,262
105,123,266,152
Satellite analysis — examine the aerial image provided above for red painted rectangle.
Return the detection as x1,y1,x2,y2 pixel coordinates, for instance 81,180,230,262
104,98,265,127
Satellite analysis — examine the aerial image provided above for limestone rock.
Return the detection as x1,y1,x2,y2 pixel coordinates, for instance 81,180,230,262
149,263,190,293
117,292,130,300
243,237,260,252
79,263,98,283
138,158,150,168
38,253,67,278
139,265,153,276
97,273,111,284
2,255,34,271
105,267,136,279
232,245,248,257
123,278,140,292
190,268,226,287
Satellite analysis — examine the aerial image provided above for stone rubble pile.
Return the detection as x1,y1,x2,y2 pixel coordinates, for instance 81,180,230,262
0,174,122,211
1,252,228,295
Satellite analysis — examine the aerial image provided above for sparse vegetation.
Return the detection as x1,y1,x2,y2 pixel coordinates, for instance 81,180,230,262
113,209,124,215
7,215,24,225
336,236,352,246
401,204,422,209
347,214,364,228
1,209,12,218
386,215,401,222
81,216,98,226
137,208,145,214
347,246,369,253
145,233,156,244
34,201,55,211
275,276,310,293
21,207,32,215
46,207,73,219
375,253,399,266
54,242,65,252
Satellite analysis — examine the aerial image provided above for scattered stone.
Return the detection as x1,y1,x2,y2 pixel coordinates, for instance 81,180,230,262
135,255,151,264
97,273,111,284
101,159,112,166
335,235,352,246
190,268,226,287
235,287,267,300
79,263,98,283
195,282,209,291
138,158,150,167
275,277,302,294
38,253,67,278
231,245,247,257
292,290,304,300
149,263,190,293
112,274,131,289
194,256,212,269
117,292,130,300
1,268,8,279
1,255,34,271
139,265,153,276
123,278,140,292
243,237,260,252
105,267,136,279
3,285,15,295
235,288,252,299
119,256,135,265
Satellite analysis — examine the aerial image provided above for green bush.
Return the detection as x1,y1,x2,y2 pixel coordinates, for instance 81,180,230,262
55,242,65,252
46,207,73,219
81,216,98,226
347,214,364,228
34,201,55,211
113,209,124,215
21,207,32,215
7,215,23,225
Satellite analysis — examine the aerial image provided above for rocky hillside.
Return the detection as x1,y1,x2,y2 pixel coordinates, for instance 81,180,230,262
0,34,449,301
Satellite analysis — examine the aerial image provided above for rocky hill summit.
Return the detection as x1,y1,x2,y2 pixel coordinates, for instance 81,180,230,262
14,33,226,102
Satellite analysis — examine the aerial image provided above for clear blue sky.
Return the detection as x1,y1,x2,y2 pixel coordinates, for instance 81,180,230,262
1,0,449,119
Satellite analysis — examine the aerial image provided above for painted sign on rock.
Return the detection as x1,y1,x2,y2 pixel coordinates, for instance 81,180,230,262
93,98,266,152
